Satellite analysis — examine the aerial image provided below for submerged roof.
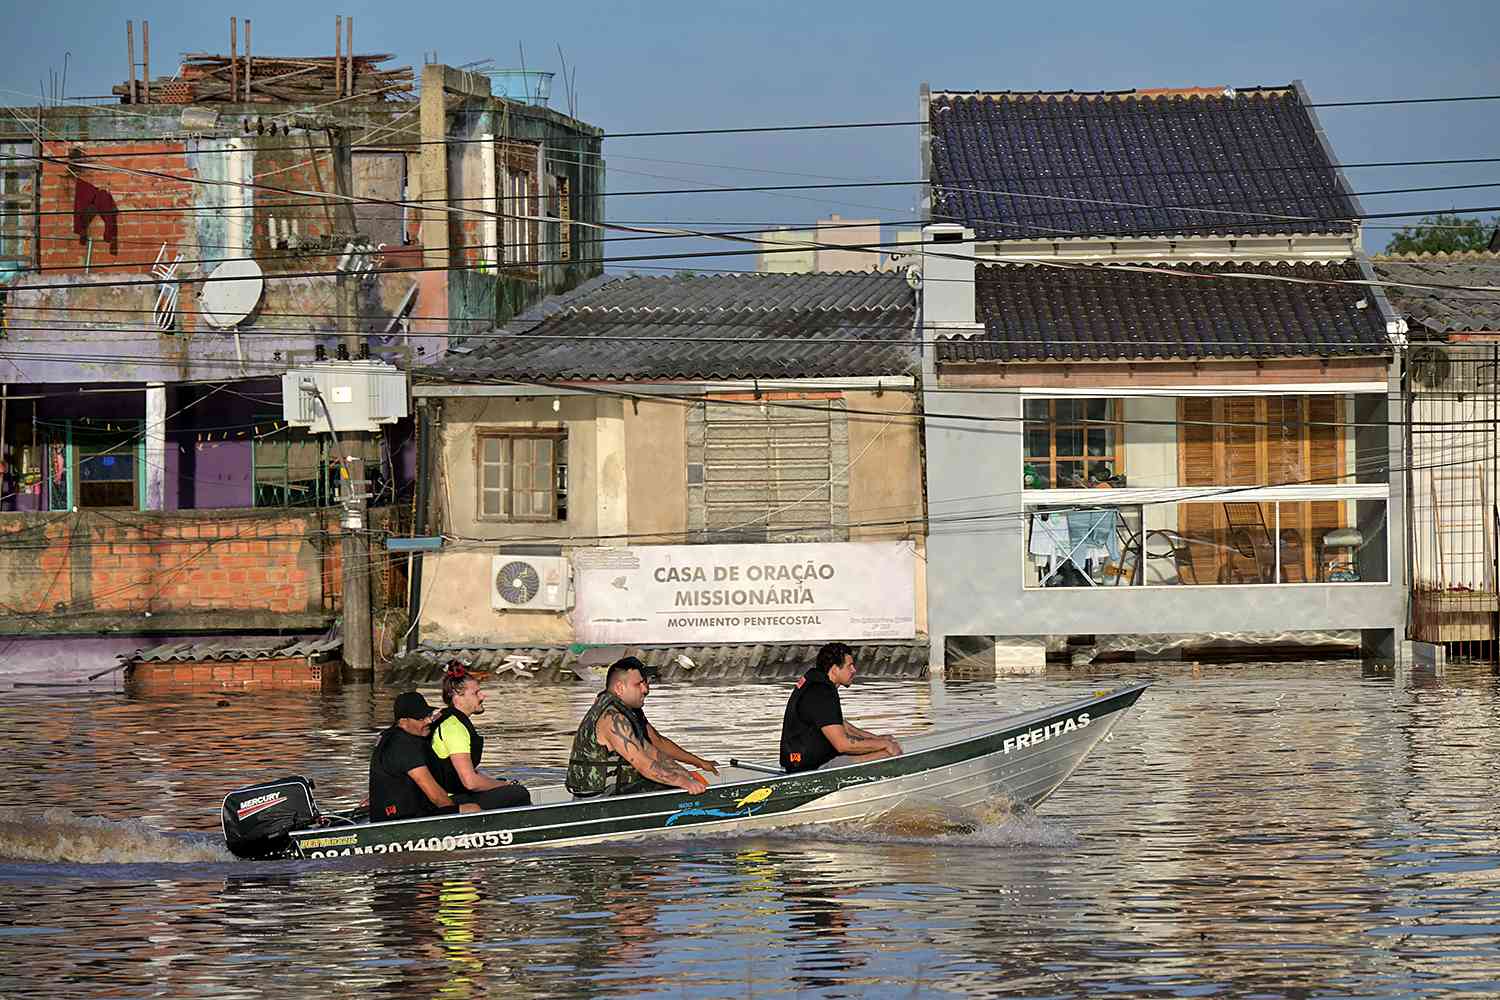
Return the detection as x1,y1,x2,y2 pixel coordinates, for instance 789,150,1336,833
1373,253,1500,335
926,85,1358,240
423,271,918,383
935,260,1390,363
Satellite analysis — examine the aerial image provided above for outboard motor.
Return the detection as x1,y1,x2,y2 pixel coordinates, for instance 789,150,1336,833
222,775,320,859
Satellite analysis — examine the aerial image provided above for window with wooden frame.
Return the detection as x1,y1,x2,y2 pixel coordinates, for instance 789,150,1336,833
477,430,567,521
499,141,540,267
1023,398,1124,489
1177,395,1347,583
0,138,38,269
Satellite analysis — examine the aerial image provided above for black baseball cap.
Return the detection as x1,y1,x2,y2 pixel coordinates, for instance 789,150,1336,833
393,691,437,721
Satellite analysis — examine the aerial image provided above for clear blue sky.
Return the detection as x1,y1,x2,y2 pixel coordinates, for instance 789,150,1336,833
4,0,1498,263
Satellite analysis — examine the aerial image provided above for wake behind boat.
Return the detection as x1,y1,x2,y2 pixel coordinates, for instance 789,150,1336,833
222,681,1147,861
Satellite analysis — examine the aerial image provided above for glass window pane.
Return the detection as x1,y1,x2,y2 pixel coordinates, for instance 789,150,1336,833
482,437,502,464
1024,426,1050,458
481,490,501,517
1086,427,1109,456
1055,399,1083,423
1056,428,1083,457
1055,461,1083,486
482,464,501,489
1023,398,1048,420
1086,399,1109,421
513,490,532,517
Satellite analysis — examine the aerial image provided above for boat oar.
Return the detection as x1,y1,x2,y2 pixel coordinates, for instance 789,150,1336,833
728,758,783,776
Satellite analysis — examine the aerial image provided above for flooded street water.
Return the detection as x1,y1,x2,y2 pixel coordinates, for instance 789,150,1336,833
1,662,1498,998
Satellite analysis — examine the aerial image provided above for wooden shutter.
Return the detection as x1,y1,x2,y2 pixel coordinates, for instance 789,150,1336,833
1178,398,1226,582
1176,395,1346,583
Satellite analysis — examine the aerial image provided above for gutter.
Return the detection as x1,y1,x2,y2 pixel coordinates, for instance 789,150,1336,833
411,376,917,398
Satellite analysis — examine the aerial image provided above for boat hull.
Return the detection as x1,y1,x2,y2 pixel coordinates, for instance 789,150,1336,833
290,681,1146,861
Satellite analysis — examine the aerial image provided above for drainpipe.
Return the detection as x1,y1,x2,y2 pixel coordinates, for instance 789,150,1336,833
405,398,434,652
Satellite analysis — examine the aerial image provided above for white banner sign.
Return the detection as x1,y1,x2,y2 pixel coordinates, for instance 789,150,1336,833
573,541,917,644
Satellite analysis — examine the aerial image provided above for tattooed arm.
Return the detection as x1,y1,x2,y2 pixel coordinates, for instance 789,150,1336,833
645,721,720,774
597,709,710,793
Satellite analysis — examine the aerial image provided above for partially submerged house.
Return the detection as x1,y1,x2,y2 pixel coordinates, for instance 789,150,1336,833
0,33,603,679
1375,252,1500,653
404,271,929,678
917,83,1407,669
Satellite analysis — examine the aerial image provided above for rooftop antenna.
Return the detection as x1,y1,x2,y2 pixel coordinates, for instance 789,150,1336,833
517,41,530,104
557,44,576,118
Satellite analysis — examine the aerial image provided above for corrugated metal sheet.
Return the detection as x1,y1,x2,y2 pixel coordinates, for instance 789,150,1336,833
384,640,930,686
124,634,342,664
420,272,917,382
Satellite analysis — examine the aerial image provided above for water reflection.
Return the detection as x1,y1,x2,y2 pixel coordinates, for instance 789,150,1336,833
0,665,1498,996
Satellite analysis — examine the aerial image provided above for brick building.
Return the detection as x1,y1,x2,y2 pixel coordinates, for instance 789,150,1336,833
0,38,604,680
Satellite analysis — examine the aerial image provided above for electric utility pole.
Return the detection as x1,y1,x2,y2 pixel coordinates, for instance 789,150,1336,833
327,122,373,677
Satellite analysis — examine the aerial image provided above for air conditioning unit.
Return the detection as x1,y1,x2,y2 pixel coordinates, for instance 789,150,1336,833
491,555,573,611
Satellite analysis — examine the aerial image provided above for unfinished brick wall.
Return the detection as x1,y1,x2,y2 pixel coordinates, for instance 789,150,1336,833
38,141,195,274
0,509,335,620
0,507,407,631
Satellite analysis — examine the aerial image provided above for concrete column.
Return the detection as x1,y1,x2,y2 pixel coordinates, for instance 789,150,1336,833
144,382,166,510
595,397,629,542
419,65,452,274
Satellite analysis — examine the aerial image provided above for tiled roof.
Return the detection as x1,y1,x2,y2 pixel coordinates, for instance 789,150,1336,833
935,260,1390,363
423,272,917,383
385,640,931,685
1372,253,1500,335
927,86,1358,240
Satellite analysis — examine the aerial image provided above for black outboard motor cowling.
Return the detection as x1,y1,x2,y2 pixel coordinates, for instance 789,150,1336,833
222,775,320,859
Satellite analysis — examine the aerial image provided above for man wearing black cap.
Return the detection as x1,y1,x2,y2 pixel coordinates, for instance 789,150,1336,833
566,656,712,798
369,691,482,823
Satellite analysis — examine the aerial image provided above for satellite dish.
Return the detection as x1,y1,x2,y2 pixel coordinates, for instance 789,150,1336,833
200,258,264,329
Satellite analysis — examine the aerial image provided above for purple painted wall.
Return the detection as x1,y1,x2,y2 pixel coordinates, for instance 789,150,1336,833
4,378,413,511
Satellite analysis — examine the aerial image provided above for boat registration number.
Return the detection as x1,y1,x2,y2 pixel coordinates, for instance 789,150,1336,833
306,830,514,858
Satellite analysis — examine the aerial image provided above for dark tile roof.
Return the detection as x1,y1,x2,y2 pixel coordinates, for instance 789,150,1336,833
1372,253,1500,335
384,640,931,685
927,86,1358,240
935,260,1390,363
423,272,917,383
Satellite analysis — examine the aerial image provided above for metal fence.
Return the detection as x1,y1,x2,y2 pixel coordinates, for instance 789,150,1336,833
1406,345,1500,663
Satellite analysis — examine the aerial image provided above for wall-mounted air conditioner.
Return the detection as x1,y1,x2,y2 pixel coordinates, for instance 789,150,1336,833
491,555,573,611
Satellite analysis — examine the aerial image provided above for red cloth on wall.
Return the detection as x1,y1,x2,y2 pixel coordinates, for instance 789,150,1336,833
73,178,119,253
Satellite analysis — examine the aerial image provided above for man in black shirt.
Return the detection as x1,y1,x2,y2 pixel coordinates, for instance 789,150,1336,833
369,691,481,823
779,642,903,773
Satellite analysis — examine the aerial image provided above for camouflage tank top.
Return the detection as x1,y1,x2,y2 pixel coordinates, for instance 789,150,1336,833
565,691,646,796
